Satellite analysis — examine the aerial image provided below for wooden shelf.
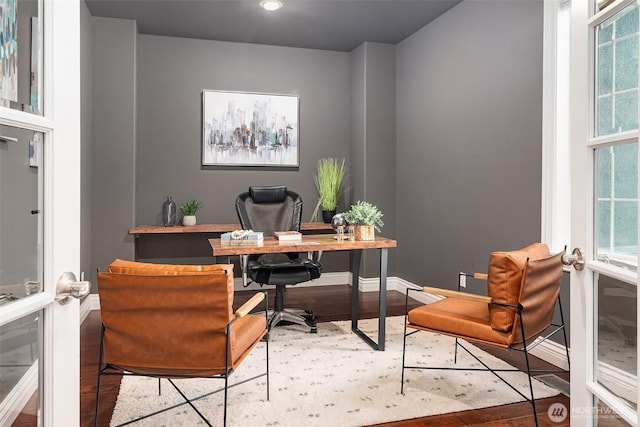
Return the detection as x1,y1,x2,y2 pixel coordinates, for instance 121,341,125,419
129,222,333,235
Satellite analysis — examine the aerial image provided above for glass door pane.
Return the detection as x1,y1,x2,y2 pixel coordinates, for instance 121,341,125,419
0,310,41,425
0,126,43,303
590,2,640,423
596,142,638,270
0,125,43,426
596,273,637,412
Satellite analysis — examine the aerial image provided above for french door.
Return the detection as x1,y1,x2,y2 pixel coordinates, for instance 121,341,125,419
570,0,640,424
0,1,83,426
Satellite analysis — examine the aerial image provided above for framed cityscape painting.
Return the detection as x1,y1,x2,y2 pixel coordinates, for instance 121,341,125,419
202,90,299,167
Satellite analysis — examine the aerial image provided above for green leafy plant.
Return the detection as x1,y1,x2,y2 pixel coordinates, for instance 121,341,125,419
312,157,346,220
179,199,201,216
343,201,384,232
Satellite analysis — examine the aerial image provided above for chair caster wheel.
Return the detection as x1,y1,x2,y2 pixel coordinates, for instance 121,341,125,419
304,313,317,333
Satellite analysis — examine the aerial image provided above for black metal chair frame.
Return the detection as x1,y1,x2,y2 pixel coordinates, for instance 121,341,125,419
94,294,270,427
401,287,570,427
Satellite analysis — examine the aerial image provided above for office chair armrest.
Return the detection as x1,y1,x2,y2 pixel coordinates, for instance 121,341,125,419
422,286,493,304
235,292,266,318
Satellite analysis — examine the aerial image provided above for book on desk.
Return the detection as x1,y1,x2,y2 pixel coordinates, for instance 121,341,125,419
220,231,264,245
273,231,302,242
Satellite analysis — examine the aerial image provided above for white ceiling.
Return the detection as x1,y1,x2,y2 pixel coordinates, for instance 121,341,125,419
85,0,462,52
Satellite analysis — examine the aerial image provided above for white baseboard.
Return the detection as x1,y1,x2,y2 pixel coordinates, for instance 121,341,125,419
80,274,570,369
529,337,570,370
80,294,100,323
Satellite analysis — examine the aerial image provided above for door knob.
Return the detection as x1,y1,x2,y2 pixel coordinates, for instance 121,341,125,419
562,247,585,271
56,272,91,304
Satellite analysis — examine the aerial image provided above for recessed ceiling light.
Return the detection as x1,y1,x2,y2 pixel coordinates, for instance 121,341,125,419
259,0,283,11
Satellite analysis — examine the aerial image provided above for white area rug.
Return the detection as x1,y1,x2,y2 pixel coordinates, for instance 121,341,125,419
110,316,560,426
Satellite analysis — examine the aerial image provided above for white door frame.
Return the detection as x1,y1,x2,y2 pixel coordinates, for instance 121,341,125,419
570,0,640,425
0,1,82,426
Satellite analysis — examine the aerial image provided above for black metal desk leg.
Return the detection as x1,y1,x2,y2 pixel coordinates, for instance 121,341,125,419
351,249,362,331
378,247,388,351
351,247,388,351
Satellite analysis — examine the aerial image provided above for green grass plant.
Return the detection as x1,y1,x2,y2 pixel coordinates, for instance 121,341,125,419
312,157,346,220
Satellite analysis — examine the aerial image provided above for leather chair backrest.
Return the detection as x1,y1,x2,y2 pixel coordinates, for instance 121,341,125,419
511,251,564,345
236,185,302,235
487,243,550,332
97,261,235,375
107,258,229,275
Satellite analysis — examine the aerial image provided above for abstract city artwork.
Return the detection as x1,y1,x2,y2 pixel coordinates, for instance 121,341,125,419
202,90,299,167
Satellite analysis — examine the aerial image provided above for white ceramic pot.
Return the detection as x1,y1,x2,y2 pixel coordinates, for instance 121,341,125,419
183,215,196,226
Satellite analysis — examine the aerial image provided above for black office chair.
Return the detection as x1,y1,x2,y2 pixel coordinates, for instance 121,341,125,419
236,185,322,333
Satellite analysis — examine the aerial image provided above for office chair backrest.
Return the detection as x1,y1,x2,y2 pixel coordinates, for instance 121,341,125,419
97,264,237,375
236,185,303,235
486,243,550,332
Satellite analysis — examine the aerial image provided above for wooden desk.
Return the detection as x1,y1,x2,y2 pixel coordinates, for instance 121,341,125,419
209,234,397,351
128,222,333,260
129,222,333,235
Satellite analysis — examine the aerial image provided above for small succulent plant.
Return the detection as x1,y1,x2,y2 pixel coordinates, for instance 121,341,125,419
343,201,384,232
179,199,201,216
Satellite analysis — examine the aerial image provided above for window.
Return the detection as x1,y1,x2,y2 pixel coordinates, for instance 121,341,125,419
594,2,639,271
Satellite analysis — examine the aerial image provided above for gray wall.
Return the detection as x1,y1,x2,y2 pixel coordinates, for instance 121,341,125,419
86,1,559,306
396,0,544,287
90,17,137,284
350,42,397,277
133,35,351,269
135,35,351,226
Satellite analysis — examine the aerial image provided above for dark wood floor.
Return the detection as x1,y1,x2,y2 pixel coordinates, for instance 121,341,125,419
71,285,572,427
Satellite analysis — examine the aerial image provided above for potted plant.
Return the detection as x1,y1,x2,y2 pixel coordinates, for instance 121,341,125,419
311,157,346,223
343,201,383,241
180,199,201,226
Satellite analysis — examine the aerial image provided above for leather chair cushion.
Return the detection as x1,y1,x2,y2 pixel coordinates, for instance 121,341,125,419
103,260,235,345
230,314,268,368
487,243,550,332
97,270,266,376
512,251,564,345
407,298,512,347
108,259,229,274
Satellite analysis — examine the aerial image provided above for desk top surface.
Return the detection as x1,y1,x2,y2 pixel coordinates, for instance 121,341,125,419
129,222,333,235
209,234,396,256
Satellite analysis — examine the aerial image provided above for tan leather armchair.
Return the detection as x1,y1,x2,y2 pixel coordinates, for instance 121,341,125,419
94,260,269,427
401,244,569,426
